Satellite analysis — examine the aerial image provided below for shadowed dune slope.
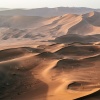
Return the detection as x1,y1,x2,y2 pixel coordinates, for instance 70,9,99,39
0,66,48,100
75,90,100,100
0,47,43,62
55,34,100,43
83,11,100,26
55,45,100,56
53,54,100,70
66,11,100,35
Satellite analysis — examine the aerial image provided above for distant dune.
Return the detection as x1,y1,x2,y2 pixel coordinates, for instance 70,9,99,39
0,16,44,28
0,8,9,11
0,7,99,17
0,11,100,43
83,11,100,26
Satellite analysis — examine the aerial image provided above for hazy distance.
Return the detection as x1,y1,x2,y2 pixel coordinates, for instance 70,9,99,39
0,0,100,9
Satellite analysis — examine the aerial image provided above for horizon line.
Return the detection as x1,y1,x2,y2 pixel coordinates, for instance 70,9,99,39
0,6,100,10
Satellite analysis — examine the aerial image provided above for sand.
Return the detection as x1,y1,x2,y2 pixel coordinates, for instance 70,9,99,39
0,11,100,100
0,43,100,100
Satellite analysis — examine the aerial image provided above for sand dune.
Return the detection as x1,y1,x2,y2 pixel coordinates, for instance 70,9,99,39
0,43,100,100
0,7,99,17
0,47,43,62
83,11,100,26
62,12,100,35
0,10,100,100
0,11,99,41
55,45,100,57
67,17,100,35
55,34,100,43
0,16,44,29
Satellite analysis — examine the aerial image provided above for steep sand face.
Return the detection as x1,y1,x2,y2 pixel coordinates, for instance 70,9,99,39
66,12,100,36
67,18,100,35
0,43,100,100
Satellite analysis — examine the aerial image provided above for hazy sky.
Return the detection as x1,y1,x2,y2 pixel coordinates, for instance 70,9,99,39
0,0,100,9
